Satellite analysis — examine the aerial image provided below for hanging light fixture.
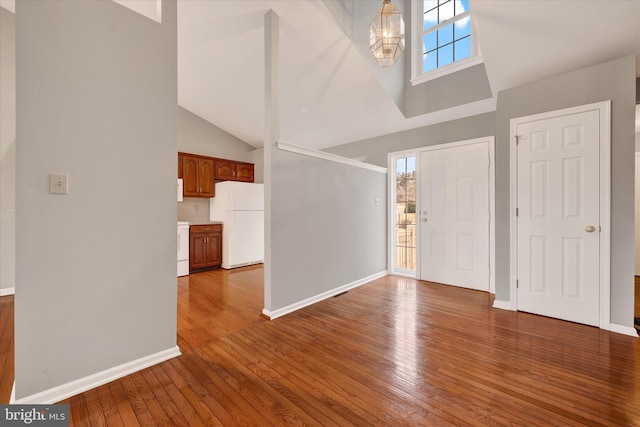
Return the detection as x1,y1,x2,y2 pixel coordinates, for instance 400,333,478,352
369,0,405,67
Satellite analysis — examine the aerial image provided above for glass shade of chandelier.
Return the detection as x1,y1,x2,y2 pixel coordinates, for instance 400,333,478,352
369,0,405,67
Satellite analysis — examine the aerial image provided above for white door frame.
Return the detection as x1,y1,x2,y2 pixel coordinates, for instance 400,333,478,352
388,136,496,294
509,101,611,330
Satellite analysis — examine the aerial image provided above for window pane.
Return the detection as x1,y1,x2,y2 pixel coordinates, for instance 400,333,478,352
456,0,470,15
406,225,416,248
424,8,438,30
438,24,453,47
405,203,415,224
396,226,407,245
423,51,437,73
454,37,471,62
439,0,454,22
396,246,407,270
407,157,416,175
438,43,454,67
424,0,438,13
396,158,406,176
423,32,437,53
454,16,471,39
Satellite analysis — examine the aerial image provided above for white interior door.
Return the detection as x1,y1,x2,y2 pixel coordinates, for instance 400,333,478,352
516,110,600,326
420,142,489,291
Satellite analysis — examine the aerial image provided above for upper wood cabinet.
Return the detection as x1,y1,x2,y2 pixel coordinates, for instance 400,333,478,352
181,153,215,198
214,159,237,181
236,162,255,182
179,152,255,198
215,159,254,182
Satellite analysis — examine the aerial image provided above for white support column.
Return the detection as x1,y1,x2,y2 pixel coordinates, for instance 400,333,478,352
263,10,279,315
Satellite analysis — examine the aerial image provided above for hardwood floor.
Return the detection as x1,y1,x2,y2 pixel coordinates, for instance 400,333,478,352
1,269,640,425
0,295,14,403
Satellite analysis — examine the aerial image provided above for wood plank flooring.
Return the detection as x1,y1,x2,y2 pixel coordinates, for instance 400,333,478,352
1,269,639,425
0,294,14,403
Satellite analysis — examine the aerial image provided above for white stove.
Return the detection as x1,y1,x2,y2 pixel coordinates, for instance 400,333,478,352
177,221,189,277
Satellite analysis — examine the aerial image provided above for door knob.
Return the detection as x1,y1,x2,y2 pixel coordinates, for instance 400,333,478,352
585,225,596,233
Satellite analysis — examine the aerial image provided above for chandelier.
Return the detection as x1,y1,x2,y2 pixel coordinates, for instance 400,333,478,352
369,0,405,67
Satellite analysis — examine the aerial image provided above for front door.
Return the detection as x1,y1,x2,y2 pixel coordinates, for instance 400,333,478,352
515,109,600,326
419,142,489,291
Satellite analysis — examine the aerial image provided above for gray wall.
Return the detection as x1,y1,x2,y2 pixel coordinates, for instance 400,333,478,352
178,106,255,160
495,54,637,326
403,64,493,118
247,148,264,184
325,112,496,167
0,7,15,294
177,106,259,221
270,148,387,310
15,0,178,399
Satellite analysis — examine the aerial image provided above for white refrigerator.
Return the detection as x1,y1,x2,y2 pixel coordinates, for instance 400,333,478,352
209,181,264,269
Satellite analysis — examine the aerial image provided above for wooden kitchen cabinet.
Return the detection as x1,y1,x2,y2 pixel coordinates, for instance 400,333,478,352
180,153,215,197
215,159,254,182
236,162,255,182
179,152,255,192
214,159,237,181
189,224,222,271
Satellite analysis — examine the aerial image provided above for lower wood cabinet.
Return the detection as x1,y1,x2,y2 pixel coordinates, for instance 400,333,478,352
189,224,222,271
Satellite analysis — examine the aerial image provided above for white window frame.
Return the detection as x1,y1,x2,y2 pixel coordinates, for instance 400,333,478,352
410,0,483,86
388,150,418,278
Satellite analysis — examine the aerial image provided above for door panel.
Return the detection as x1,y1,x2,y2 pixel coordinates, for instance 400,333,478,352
516,110,600,326
420,142,489,291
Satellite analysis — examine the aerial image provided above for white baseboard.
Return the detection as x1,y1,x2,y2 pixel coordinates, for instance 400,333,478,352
0,287,15,296
263,270,388,320
13,345,181,404
492,299,514,311
608,323,638,337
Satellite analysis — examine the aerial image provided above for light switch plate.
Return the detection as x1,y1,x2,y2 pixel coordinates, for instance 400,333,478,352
50,174,68,194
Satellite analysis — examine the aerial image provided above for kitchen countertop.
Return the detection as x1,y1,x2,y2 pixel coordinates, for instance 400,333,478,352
181,220,224,226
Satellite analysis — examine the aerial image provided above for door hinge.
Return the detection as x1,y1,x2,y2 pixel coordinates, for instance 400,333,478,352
515,135,520,145
516,279,519,289
599,225,602,232
516,208,519,217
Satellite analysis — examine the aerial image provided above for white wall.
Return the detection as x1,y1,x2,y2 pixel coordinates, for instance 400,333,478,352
15,0,178,400
0,7,15,295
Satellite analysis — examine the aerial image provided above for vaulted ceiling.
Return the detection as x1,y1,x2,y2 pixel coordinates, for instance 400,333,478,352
2,0,639,149
179,0,639,149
